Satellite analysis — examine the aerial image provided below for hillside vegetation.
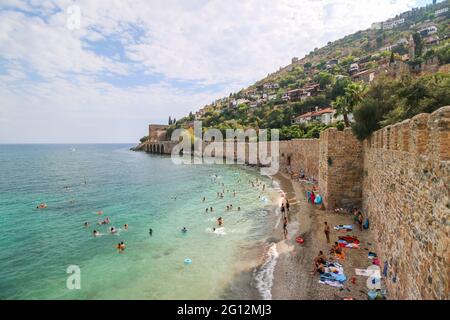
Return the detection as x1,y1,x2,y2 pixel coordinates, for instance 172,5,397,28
163,1,450,142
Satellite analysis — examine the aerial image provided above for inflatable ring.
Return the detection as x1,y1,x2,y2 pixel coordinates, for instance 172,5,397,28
184,258,192,265
296,236,304,244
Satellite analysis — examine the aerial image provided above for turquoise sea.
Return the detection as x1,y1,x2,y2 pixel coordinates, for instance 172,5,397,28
0,144,280,299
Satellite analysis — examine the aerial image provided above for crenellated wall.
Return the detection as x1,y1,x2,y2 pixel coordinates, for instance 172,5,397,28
362,106,450,300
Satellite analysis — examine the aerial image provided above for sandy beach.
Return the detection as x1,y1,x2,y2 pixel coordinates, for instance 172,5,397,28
269,172,383,300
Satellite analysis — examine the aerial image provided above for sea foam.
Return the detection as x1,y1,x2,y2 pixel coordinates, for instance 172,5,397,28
253,243,279,300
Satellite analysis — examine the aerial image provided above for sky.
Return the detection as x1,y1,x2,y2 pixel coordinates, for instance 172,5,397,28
0,0,439,143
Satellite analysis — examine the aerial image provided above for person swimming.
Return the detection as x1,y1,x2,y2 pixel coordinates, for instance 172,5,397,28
217,217,223,226
110,227,117,234
123,224,128,230
182,227,187,233
99,217,110,225
93,230,100,237
83,222,89,228
116,241,125,253
36,203,47,209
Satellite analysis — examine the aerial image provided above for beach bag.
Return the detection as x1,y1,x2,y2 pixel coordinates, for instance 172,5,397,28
363,218,369,230
314,195,322,205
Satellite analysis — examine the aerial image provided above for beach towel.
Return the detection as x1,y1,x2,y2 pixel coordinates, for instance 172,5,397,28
338,240,359,249
321,272,346,283
339,236,359,244
319,280,343,288
345,243,359,249
355,268,381,277
355,269,372,276
334,225,353,231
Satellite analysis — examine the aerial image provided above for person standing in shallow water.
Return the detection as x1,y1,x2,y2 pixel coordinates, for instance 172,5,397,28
149,228,153,236
324,221,330,243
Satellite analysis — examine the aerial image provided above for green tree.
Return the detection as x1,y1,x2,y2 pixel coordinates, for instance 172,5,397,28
352,73,450,140
412,32,423,57
332,82,366,127
330,76,351,100
314,71,333,89
390,51,395,65
436,44,450,65
332,96,350,127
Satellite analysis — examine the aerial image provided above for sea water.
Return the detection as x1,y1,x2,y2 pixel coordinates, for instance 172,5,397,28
0,144,278,299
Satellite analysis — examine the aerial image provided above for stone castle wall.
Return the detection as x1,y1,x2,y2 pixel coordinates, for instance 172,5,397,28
279,139,320,179
318,128,364,210
362,107,449,300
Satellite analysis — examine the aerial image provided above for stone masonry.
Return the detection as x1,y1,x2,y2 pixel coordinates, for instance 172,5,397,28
362,107,449,299
318,128,364,210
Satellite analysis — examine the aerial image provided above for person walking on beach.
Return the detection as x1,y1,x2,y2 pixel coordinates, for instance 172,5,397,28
324,221,330,243
357,211,364,231
286,199,290,213
281,203,286,216
283,216,288,239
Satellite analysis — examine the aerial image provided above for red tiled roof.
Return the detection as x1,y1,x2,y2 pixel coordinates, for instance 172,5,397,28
295,107,334,120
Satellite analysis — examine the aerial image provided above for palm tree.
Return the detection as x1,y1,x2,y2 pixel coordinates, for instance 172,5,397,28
332,82,366,127
332,96,350,127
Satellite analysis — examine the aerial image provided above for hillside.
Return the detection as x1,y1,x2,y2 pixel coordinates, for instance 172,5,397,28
164,1,450,141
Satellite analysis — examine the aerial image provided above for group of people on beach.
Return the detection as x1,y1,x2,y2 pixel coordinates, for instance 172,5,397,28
312,207,368,276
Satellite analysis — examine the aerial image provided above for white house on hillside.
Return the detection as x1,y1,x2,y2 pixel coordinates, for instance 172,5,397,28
292,107,354,125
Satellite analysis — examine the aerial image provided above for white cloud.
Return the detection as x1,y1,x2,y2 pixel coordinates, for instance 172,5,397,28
0,0,418,143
